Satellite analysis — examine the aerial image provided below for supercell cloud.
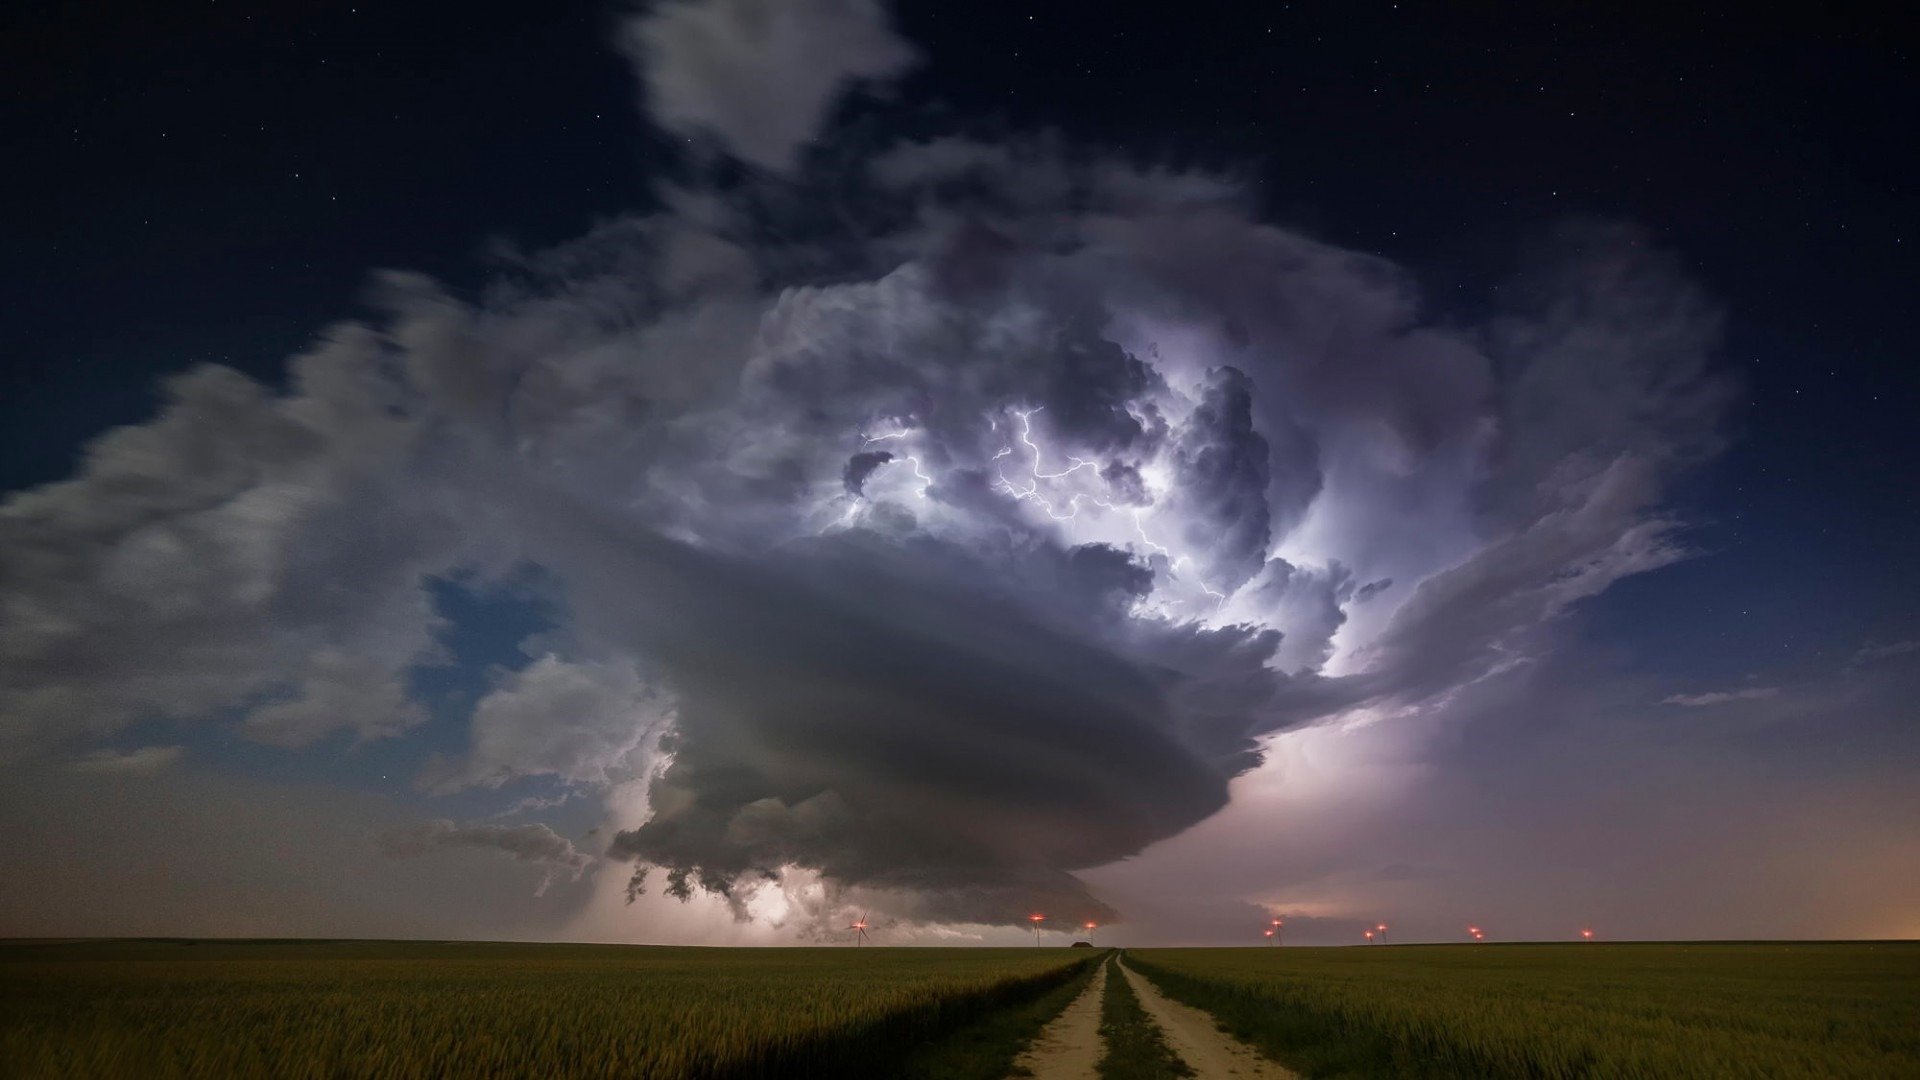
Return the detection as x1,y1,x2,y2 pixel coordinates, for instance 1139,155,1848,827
0,0,1730,929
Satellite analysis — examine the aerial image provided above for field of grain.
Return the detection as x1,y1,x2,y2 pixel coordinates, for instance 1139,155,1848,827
0,940,1098,1079
1126,942,1920,1078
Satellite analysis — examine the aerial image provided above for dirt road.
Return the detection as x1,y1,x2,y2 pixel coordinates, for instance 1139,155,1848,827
1008,959,1108,1080
1116,959,1299,1079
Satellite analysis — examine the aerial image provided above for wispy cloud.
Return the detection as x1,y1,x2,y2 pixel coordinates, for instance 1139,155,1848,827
1852,640,1920,665
379,819,594,896
619,0,917,173
1661,687,1781,707
70,745,184,775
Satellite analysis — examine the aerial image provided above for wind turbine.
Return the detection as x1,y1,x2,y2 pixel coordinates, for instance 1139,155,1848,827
1028,912,1046,946
848,914,870,947
1375,923,1389,944
1271,916,1285,946
1581,928,1595,941
1468,925,1485,942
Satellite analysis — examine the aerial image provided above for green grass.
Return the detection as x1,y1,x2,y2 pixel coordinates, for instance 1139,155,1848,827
1098,952,1192,1079
1126,942,1920,1079
0,939,1098,1079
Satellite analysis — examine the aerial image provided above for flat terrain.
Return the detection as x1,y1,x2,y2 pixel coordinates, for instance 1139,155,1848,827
1115,956,1294,1079
3,940,1915,1078
0,940,1094,1079
1128,942,1920,1078
1011,953,1107,1079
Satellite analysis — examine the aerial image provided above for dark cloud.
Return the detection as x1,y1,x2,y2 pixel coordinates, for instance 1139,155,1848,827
1352,578,1393,603
380,819,593,895
1029,318,1163,455
532,513,1255,925
0,0,1738,937
842,450,894,495
1168,367,1272,593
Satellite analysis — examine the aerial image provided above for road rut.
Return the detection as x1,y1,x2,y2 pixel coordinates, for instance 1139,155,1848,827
1117,959,1298,1079
1008,959,1108,1079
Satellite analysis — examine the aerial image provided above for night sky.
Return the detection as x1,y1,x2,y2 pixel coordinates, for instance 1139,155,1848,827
1,1,1914,944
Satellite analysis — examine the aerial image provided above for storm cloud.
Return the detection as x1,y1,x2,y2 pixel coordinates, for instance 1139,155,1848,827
380,819,594,896
622,0,918,173
0,0,1733,930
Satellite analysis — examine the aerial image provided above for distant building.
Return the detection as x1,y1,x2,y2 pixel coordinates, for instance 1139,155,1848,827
1069,940,1094,948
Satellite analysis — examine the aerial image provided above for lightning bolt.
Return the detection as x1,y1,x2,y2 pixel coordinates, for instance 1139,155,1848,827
851,426,933,500
1172,554,1228,602
995,408,1107,520
1013,408,1097,479
902,455,932,498
1132,510,1170,557
994,408,1227,607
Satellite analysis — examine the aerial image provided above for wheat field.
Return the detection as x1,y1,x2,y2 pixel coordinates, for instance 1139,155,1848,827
0,940,1095,1079
9,939,1914,1078
1126,942,1920,1078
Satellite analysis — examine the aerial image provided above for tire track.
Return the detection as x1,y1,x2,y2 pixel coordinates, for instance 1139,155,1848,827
1116,959,1298,1079
1009,957,1109,1079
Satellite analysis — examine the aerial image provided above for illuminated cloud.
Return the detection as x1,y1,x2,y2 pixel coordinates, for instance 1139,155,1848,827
420,655,665,794
0,0,1740,930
